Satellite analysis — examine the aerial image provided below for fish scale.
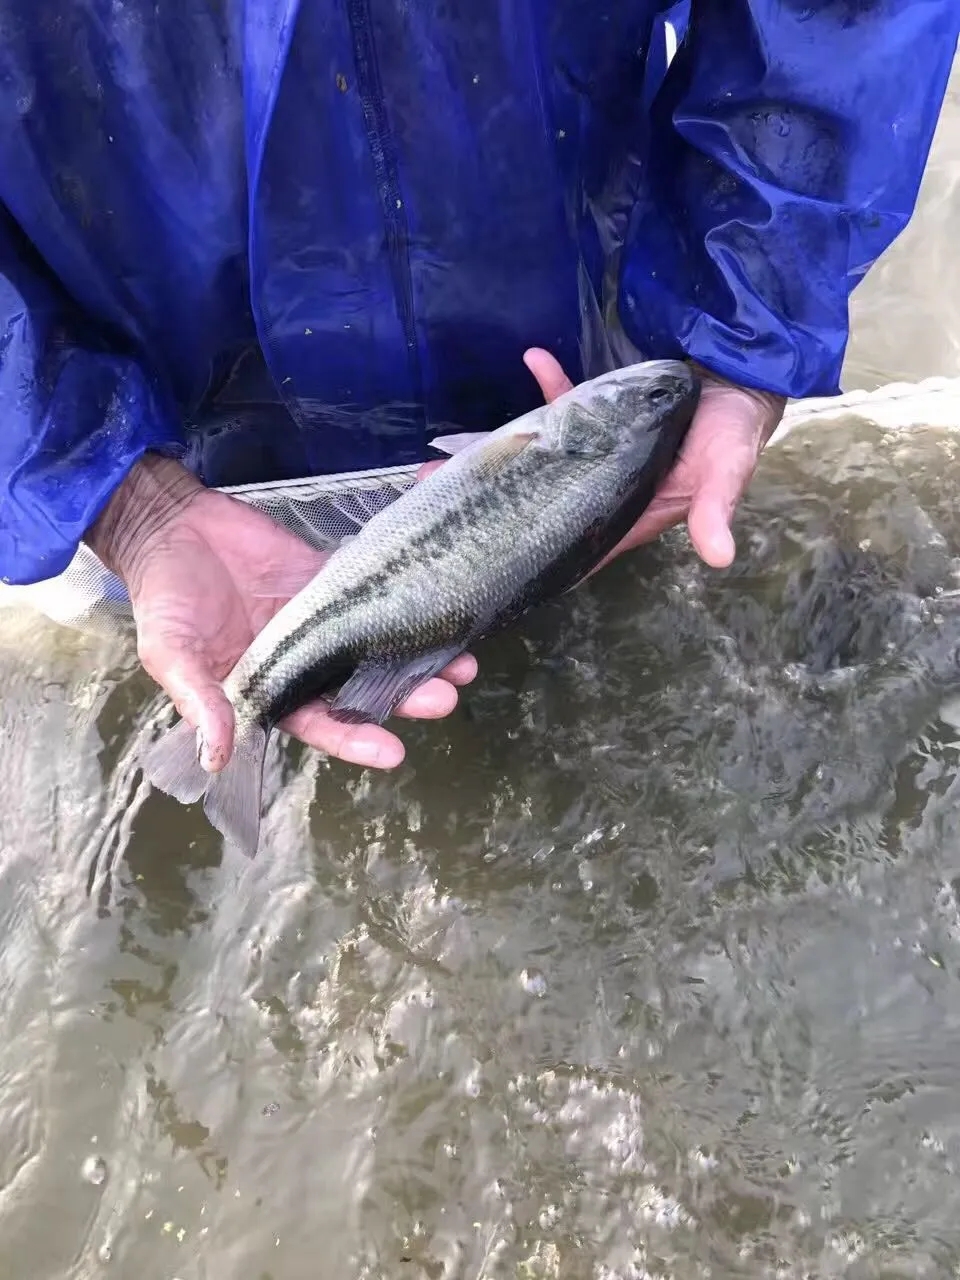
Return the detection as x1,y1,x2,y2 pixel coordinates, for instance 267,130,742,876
141,358,700,855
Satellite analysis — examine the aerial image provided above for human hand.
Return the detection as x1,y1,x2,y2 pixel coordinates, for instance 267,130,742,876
522,347,786,571
85,454,477,773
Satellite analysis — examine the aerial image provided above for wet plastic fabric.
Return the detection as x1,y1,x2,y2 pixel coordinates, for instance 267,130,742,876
0,1,957,586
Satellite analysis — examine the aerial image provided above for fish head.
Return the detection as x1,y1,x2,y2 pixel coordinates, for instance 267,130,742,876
546,359,699,460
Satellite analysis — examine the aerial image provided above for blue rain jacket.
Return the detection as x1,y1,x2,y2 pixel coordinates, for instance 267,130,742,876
0,1,957,585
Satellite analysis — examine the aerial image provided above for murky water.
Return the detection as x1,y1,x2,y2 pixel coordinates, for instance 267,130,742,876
844,63,960,392
4,61,960,1280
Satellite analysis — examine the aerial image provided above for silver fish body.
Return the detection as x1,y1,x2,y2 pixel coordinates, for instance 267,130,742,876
143,358,700,854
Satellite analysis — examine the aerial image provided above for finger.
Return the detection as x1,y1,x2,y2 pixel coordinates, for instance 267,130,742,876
438,652,477,686
138,638,235,771
683,421,762,570
394,676,459,720
687,490,738,569
415,458,446,483
685,437,757,567
280,704,407,769
282,664,469,759
674,382,773,570
523,348,575,404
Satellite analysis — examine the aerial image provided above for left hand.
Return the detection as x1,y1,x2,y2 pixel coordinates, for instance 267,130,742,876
86,455,477,774
521,348,786,572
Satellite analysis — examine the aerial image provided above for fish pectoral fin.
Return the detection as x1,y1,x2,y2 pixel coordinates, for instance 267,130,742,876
327,647,466,726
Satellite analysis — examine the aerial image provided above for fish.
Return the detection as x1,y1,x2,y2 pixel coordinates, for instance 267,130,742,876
141,358,700,855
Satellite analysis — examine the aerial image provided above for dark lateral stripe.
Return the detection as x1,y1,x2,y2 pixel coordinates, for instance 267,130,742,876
240,507,461,702
241,453,556,704
241,573,380,704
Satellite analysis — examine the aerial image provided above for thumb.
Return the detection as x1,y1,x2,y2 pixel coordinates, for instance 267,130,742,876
138,636,236,772
523,348,575,404
415,458,445,483
687,489,738,569
685,431,757,569
683,377,784,570
417,349,574,480
683,418,754,569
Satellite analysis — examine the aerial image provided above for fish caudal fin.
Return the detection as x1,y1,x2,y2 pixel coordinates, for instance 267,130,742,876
141,718,208,804
202,722,269,857
142,717,269,859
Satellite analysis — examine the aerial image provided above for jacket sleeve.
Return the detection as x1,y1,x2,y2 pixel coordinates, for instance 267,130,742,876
0,205,184,586
620,0,960,400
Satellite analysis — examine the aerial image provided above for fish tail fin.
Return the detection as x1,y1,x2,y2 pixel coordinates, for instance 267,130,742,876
142,717,208,804
142,716,269,858
202,721,269,858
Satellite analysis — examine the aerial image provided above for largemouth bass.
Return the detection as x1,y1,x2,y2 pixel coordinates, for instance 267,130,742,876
143,359,700,855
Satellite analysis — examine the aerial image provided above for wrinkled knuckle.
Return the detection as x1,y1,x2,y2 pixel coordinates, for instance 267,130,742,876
172,631,208,662
321,734,347,762
199,691,228,723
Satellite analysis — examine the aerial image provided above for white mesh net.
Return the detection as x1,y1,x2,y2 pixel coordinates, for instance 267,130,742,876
0,462,418,634
2,374,960,637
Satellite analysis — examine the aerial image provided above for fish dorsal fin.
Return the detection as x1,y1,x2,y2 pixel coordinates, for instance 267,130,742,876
430,430,538,475
429,431,490,456
327,647,466,725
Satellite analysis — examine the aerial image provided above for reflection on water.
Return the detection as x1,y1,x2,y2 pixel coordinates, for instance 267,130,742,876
3,56,960,1280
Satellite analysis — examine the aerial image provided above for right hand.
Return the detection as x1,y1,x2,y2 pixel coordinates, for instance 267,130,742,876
418,350,785,572
85,454,477,774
